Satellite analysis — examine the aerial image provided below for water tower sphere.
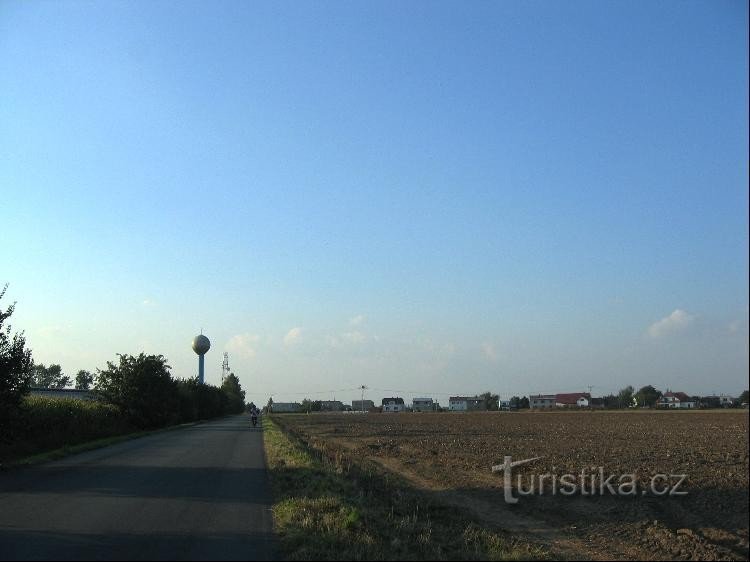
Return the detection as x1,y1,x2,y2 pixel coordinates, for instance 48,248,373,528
192,335,211,355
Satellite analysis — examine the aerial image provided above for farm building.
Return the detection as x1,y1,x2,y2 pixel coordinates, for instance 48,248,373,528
382,397,405,413
529,394,555,409
657,392,695,409
412,398,435,412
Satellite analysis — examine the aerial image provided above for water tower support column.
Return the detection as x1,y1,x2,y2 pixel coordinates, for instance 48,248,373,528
192,334,211,385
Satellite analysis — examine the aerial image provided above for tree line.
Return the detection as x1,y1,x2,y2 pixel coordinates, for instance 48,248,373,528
0,285,247,461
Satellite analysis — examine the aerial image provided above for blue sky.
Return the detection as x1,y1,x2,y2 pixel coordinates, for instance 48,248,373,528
1,1,747,403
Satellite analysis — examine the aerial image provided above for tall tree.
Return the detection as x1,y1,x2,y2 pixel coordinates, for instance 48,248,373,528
221,372,246,414
75,370,94,390
617,385,635,408
31,364,71,389
0,284,34,426
635,385,662,408
480,391,500,411
95,353,178,429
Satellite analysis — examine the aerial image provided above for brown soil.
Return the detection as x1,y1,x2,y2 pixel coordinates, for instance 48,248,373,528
275,410,749,561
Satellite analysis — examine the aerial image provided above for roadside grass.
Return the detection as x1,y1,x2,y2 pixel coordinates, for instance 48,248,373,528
264,416,548,561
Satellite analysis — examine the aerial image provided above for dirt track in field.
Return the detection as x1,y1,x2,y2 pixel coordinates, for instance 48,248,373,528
276,410,749,561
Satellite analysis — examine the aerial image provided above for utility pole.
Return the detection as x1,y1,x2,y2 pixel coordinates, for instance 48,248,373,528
221,352,230,385
360,385,368,413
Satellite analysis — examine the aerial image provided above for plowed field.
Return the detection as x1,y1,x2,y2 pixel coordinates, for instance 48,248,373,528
275,410,749,560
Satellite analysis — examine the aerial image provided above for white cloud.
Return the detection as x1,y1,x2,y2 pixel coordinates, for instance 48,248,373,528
349,314,366,326
341,330,366,344
482,342,499,362
141,299,157,307
647,309,695,338
283,327,302,346
326,328,379,348
226,333,261,358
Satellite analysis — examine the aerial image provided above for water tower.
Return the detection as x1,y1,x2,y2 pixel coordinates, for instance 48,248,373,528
192,334,211,384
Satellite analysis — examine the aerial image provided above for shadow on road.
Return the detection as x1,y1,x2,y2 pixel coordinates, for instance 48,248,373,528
0,528,276,561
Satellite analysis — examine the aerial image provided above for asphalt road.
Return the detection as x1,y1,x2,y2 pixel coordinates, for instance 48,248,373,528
0,415,276,560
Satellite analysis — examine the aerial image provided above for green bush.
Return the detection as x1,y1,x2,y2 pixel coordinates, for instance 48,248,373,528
0,395,134,462
95,353,180,429
176,378,229,422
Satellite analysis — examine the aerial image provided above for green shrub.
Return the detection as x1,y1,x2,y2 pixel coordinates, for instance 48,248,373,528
176,378,229,422
0,395,133,462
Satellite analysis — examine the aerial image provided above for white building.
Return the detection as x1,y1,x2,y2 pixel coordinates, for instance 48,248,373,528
448,396,484,411
657,392,695,409
529,394,555,409
449,397,467,411
382,397,405,413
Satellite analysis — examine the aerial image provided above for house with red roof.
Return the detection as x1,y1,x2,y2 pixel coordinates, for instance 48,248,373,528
656,391,696,409
555,392,591,408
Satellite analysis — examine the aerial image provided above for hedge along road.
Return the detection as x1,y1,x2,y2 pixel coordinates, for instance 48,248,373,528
0,415,276,561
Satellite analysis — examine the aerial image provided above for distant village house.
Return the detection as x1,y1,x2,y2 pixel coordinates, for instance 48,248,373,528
382,397,405,413
412,398,435,412
555,392,591,408
656,392,695,409
448,396,484,411
529,394,556,409
319,400,345,412
271,402,302,413
352,399,375,411
530,393,596,409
